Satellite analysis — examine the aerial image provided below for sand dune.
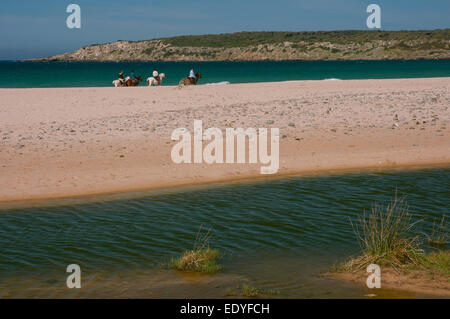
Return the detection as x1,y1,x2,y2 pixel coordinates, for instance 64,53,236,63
0,78,449,205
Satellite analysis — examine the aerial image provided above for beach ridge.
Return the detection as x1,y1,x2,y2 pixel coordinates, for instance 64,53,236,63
0,78,449,205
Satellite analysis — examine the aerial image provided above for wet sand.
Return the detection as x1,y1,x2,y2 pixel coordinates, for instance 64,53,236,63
330,267,450,298
0,78,449,205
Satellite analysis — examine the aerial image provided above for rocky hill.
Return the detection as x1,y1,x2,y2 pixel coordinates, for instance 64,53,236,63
34,30,450,61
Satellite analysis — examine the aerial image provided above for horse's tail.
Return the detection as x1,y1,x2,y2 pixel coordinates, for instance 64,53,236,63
178,78,185,87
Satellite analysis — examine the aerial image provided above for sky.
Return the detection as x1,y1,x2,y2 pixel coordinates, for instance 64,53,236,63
0,0,449,60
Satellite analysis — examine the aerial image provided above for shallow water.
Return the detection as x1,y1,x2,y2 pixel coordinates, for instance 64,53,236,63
0,168,448,298
1,59,450,88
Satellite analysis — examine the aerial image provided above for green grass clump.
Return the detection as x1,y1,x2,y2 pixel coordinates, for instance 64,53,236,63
169,248,221,273
241,284,259,297
331,194,449,282
157,30,450,48
426,216,448,248
421,250,450,277
169,226,222,273
341,196,423,272
226,285,278,298
225,288,237,297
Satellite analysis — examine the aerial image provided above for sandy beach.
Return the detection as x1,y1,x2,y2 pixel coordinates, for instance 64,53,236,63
0,78,449,205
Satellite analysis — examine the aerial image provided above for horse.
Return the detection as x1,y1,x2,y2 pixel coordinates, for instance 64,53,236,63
125,76,143,87
112,79,126,87
178,72,202,86
147,73,166,86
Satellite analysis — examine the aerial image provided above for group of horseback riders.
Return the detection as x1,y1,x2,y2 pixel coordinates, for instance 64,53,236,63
113,68,202,87
115,69,147,87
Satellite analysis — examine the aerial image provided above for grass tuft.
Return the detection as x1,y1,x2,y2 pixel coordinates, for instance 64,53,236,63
420,250,450,277
426,216,448,248
239,284,278,297
169,248,221,273
241,284,259,297
169,226,222,273
225,288,237,297
341,196,423,272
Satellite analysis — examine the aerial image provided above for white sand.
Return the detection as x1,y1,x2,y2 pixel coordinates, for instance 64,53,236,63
0,78,449,205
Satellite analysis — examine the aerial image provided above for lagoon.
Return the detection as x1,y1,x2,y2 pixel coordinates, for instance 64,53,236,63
0,168,448,298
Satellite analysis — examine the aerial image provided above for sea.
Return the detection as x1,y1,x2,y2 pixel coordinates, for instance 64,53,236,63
0,59,449,88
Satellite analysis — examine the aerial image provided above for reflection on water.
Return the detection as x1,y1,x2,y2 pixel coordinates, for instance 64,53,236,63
0,168,449,298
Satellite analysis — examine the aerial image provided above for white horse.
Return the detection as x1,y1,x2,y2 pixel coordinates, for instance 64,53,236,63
147,73,165,86
112,79,125,87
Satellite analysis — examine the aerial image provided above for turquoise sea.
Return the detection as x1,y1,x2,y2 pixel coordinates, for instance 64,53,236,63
0,59,449,88
0,168,448,298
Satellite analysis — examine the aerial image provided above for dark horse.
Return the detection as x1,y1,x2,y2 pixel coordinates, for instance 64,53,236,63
179,72,202,86
125,76,143,87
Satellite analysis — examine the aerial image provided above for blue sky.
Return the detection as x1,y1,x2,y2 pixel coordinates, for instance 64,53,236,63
0,0,448,60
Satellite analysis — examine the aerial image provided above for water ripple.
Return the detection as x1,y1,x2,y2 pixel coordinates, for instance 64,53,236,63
0,168,448,297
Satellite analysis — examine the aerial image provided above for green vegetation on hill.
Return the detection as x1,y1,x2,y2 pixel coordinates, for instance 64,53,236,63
34,29,450,62
158,30,450,48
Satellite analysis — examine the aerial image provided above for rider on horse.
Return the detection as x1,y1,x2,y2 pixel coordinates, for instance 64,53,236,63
152,69,160,85
118,71,125,85
188,68,196,84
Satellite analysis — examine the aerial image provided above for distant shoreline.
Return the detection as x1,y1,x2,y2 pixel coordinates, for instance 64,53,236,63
29,30,450,62
17,58,450,63
27,57,450,63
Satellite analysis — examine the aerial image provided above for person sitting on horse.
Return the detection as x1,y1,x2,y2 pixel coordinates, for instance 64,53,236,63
152,69,160,84
188,68,197,84
129,70,140,84
189,68,196,79
118,71,125,84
